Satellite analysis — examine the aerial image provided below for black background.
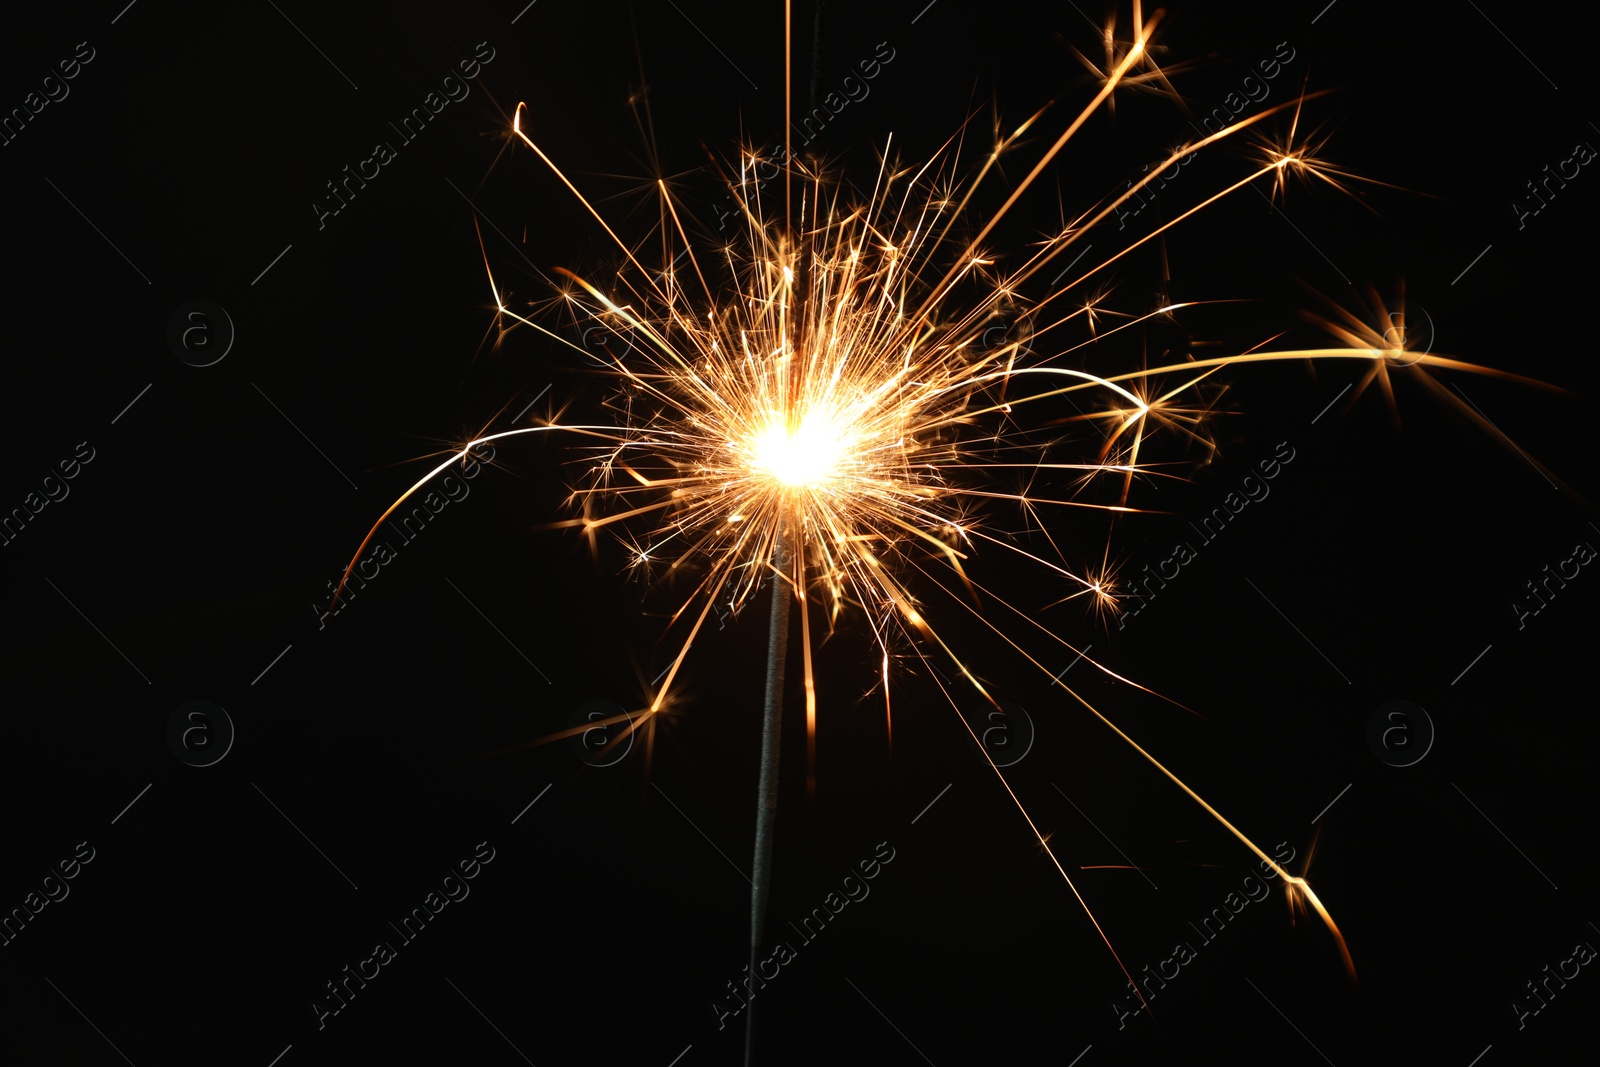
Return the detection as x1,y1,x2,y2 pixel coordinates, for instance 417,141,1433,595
3,1,1597,1064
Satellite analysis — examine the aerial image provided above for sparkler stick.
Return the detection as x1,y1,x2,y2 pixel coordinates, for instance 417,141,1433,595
745,526,791,1066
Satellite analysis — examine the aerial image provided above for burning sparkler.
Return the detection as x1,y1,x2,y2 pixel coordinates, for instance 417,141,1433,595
333,2,1560,1055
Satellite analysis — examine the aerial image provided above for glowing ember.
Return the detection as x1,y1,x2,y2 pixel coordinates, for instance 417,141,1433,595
749,412,852,490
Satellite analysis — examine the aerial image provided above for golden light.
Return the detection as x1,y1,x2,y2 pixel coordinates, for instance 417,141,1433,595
748,410,852,490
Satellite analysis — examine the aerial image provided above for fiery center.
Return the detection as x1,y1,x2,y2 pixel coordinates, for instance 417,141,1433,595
749,410,850,489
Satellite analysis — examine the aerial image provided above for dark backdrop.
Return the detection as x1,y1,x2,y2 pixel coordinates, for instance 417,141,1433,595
2,2,1596,1064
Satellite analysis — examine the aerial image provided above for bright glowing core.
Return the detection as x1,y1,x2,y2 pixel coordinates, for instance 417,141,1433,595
750,412,848,488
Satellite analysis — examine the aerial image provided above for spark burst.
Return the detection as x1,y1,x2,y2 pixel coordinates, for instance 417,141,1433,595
335,1,1557,1027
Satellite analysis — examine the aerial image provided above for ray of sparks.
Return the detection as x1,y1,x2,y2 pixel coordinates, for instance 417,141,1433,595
336,2,1566,1001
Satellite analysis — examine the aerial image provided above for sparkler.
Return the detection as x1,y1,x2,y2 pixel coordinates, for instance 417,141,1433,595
333,2,1560,1054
